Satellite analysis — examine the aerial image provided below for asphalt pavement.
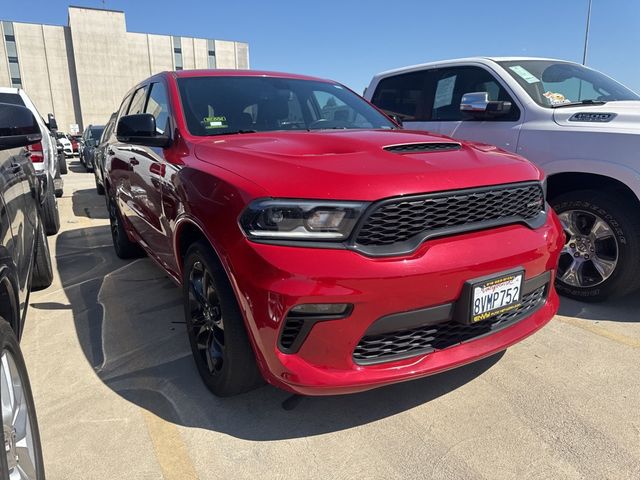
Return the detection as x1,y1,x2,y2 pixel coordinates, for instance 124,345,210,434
23,162,640,479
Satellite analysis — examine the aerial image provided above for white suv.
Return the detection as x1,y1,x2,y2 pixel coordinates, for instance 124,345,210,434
366,57,640,301
0,87,62,234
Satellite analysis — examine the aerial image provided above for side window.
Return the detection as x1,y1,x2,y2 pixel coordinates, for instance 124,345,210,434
431,66,520,121
127,86,148,115
145,82,170,134
117,93,133,121
371,70,431,121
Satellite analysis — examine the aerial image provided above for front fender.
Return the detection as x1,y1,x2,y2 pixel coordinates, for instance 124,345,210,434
542,159,640,202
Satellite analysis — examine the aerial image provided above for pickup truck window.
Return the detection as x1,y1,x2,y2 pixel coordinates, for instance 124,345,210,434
498,60,640,107
372,66,520,122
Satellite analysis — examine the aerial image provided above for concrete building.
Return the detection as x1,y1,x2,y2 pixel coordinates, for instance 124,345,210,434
0,6,249,132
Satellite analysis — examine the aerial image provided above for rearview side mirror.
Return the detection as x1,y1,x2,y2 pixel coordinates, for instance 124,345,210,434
0,103,42,150
116,113,171,148
460,92,511,119
47,113,58,131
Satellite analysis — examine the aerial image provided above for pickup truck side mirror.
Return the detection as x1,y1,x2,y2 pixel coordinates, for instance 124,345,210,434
47,113,58,131
116,113,171,148
0,104,42,150
460,92,511,119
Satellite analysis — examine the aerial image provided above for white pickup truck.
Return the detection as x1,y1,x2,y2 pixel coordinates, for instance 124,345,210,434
365,57,640,302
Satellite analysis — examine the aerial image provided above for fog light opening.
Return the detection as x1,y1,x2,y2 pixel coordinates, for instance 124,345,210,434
290,303,351,316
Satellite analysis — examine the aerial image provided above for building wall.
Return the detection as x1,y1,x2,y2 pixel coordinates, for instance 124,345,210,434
214,40,236,68
0,7,249,132
0,24,9,86
148,34,173,74
42,25,77,132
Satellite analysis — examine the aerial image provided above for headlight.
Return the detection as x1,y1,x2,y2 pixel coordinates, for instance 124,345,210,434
240,199,368,241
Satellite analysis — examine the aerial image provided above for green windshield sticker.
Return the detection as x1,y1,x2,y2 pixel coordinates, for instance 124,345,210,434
203,115,228,129
509,65,540,84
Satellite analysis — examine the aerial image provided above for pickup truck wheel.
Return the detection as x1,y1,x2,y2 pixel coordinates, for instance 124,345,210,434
0,318,46,480
551,190,640,301
58,152,68,175
31,220,54,291
42,184,60,236
107,196,143,259
183,241,262,396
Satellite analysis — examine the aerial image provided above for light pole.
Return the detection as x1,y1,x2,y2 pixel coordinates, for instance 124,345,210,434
582,0,593,65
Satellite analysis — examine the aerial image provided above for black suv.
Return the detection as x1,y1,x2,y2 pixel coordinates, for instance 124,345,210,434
0,102,50,477
80,124,105,172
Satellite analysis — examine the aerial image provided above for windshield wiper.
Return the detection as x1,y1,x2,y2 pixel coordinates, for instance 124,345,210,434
551,100,607,108
205,129,257,136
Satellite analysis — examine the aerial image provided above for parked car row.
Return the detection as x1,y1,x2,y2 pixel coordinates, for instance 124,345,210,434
0,101,52,478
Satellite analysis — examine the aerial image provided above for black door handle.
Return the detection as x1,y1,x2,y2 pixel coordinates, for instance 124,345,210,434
107,149,115,155
9,163,22,174
129,157,139,166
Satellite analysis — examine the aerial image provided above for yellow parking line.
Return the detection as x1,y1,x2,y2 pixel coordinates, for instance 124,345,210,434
142,410,199,480
556,316,640,348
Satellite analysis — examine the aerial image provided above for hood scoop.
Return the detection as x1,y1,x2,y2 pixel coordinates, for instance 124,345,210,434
384,142,461,154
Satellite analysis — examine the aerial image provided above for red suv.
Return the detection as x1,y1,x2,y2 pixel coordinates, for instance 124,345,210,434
104,70,563,396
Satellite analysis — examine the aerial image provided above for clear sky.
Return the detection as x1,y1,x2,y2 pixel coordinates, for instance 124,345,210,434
3,0,639,93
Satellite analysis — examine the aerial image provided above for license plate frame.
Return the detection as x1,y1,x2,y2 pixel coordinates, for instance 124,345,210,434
455,268,525,325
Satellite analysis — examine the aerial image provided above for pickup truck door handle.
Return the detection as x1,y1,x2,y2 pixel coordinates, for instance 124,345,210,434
107,149,115,155
129,157,140,166
9,162,22,174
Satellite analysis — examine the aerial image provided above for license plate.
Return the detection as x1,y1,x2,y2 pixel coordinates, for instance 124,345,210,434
470,272,523,323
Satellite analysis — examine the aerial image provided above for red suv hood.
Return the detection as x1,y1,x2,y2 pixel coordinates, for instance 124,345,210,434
193,129,542,200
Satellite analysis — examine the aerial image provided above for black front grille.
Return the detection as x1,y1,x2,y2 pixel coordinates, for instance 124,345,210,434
353,285,546,365
355,183,544,248
384,142,461,154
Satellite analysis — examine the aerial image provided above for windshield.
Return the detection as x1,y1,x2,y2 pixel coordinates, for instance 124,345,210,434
177,76,396,136
498,60,640,107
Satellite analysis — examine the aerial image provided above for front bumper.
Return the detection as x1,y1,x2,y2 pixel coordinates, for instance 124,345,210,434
230,211,564,395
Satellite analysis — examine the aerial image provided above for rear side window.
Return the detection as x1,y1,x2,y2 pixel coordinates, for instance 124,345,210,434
0,92,25,106
145,82,170,134
371,71,430,121
128,86,148,115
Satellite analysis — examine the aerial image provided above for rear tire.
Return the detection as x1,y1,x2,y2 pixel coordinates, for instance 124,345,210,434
550,189,640,302
31,220,54,291
42,183,60,236
107,195,143,259
0,318,46,480
183,240,262,396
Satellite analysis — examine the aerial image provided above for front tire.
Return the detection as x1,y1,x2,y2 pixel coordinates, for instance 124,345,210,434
0,318,46,480
58,153,67,175
183,240,262,396
551,189,640,301
94,171,105,195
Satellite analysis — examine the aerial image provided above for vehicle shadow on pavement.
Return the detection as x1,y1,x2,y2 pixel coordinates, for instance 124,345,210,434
558,295,640,322
55,225,504,441
72,188,108,219
67,159,88,174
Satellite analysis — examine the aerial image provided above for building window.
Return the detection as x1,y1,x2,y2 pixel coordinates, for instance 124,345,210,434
2,21,21,88
173,36,183,70
207,39,216,69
